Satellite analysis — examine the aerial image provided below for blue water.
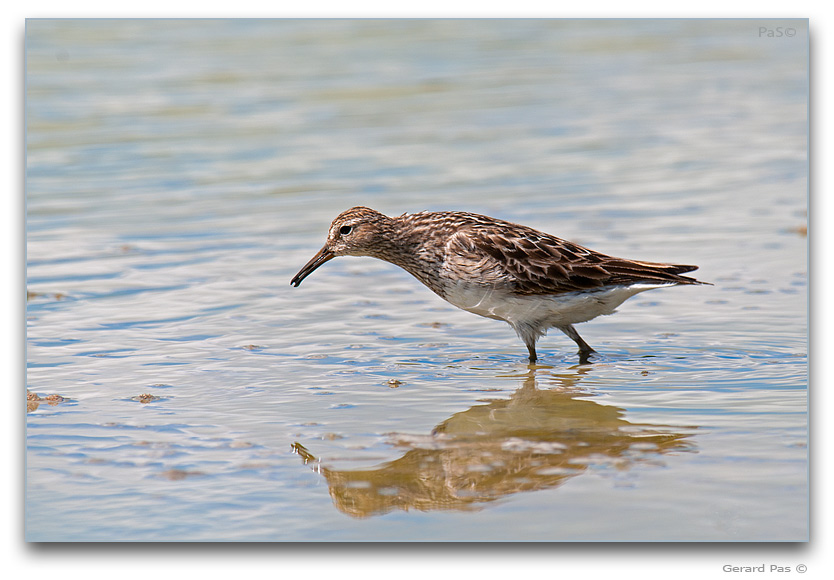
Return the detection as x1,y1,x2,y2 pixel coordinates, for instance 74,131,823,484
25,18,807,541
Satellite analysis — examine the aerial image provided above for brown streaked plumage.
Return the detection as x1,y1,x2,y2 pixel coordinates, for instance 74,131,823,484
290,207,707,363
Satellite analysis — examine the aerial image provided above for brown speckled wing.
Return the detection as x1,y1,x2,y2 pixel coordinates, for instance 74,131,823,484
444,220,702,296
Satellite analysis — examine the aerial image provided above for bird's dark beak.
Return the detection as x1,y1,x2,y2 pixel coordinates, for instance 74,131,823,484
290,246,335,287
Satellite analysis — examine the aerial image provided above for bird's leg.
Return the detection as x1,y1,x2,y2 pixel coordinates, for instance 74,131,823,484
559,325,596,360
526,342,538,364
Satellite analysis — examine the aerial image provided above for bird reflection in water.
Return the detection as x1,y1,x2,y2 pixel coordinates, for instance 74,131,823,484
292,368,696,518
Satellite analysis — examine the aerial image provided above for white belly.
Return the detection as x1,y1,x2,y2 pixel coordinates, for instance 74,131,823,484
442,282,671,328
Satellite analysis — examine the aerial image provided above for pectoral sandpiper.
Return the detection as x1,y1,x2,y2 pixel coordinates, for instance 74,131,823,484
291,207,705,363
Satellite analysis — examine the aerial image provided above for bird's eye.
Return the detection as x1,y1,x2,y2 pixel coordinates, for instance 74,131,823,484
339,225,353,235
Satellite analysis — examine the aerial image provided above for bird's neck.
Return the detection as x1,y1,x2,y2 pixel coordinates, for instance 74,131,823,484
371,214,447,293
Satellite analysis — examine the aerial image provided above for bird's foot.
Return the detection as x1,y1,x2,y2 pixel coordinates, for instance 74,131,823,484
577,349,596,365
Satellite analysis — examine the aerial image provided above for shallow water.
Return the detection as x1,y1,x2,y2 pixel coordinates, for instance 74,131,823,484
25,19,807,541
